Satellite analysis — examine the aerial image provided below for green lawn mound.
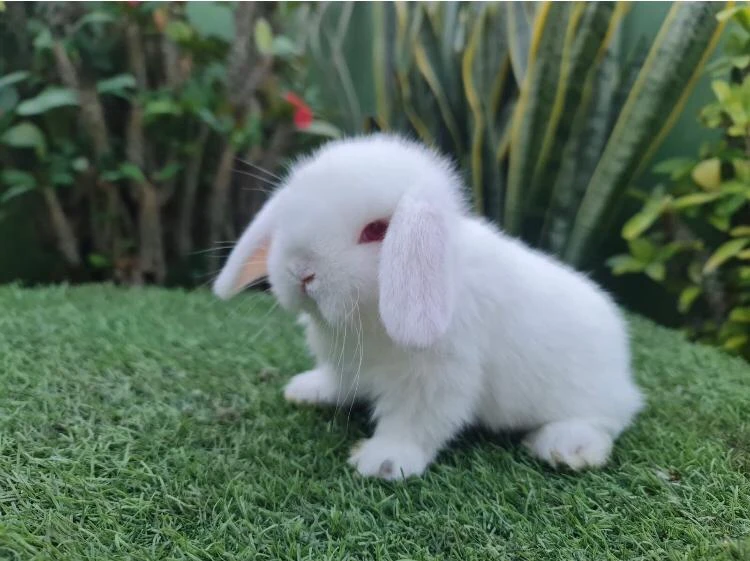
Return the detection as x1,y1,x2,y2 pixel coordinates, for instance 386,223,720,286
0,285,748,561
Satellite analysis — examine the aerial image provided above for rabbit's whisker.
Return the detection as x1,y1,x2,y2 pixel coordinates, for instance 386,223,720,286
235,158,282,181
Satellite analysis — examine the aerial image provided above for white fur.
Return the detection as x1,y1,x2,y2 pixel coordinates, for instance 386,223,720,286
214,134,644,480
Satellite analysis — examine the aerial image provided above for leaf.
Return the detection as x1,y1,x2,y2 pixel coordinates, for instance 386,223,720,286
144,98,182,120
272,36,300,58
711,79,732,102
73,11,115,32
691,157,722,191
714,193,746,217
119,163,146,183
0,86,19,113
0,122,46,156
607,255,646,275
720,179,750,195
100,169,123,183
461,3,490,213
729,307,750,322
678,285,702,313
255,18,274,55
197,108,230,133
72,157,89,173
166,21,194,43
88,253,110,269
543,36,621,253
717,6,750,31
565,2,728,264
733,158,750,182
505,2,571,234
97,74,136,96
703,237,750,273
672,191,723,209
0,71,30,90
722,334,748,351
0,184,35,204
529,3,620,210
730,226,750,237
16,88,79,116
653,157,697,179
621,195,671,240
505,1,533,84
1,162,32,189
185,2,234,42
33,28,52,51
51,170,74,186
153,162,182,182
628,238,657,262
299,119,342,139
645,262,666,282
709,214,731,232
656,241,696,262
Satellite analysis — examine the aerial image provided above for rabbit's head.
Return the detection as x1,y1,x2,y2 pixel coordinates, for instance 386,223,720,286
213,134,467,348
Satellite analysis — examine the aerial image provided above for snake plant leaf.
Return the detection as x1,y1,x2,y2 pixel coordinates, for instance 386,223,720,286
565,1,730,265
542,42,620,253
307,3,363,134
529,2,621,207
371,2,393,130
462,3,509,215
505,2,533,85
413,5,464,154
391,4,434,143
505,2,571,235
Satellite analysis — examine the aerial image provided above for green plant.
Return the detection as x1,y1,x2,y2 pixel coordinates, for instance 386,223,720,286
609,6,750,360
306,2,728,267
0,2,327,285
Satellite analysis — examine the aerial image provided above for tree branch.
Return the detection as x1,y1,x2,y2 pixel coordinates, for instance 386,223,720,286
42,188,81,267
177,123,210,258
125,19,166,284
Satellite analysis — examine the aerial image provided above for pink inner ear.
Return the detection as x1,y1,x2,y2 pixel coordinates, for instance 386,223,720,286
235,240,270,290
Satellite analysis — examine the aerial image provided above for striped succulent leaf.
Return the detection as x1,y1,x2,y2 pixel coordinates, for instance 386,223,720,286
306,1,731,267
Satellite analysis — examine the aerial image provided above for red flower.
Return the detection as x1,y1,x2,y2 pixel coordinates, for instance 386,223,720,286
284,92,313,129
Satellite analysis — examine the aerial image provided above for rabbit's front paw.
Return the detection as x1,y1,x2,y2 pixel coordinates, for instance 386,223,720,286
283,368,338,406
348,437,429,480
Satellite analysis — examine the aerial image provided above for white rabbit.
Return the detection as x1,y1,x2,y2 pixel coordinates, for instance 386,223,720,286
213,134,644,480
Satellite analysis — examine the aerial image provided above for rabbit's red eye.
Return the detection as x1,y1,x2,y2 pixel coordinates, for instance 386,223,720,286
359,219,388,244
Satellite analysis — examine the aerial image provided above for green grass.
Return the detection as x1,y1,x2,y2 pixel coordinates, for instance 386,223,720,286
0,285,748,561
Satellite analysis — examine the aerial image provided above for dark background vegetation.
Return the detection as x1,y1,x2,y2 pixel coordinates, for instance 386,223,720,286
1,1,747,360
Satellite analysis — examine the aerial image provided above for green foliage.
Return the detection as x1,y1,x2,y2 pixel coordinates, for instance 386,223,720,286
0,121,46,156
610,5,750,361
16,87,79,115
0,2,316,285
307,2,728,266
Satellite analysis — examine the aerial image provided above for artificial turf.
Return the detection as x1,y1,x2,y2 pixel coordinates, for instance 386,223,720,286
0,284,748,561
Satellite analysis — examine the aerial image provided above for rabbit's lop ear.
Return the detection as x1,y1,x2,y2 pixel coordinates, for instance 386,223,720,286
379,189,456,348
212,196,277,299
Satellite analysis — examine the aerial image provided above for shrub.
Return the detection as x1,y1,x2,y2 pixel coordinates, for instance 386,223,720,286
306,2,728,267
609,6,750,360
0,2,326,285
